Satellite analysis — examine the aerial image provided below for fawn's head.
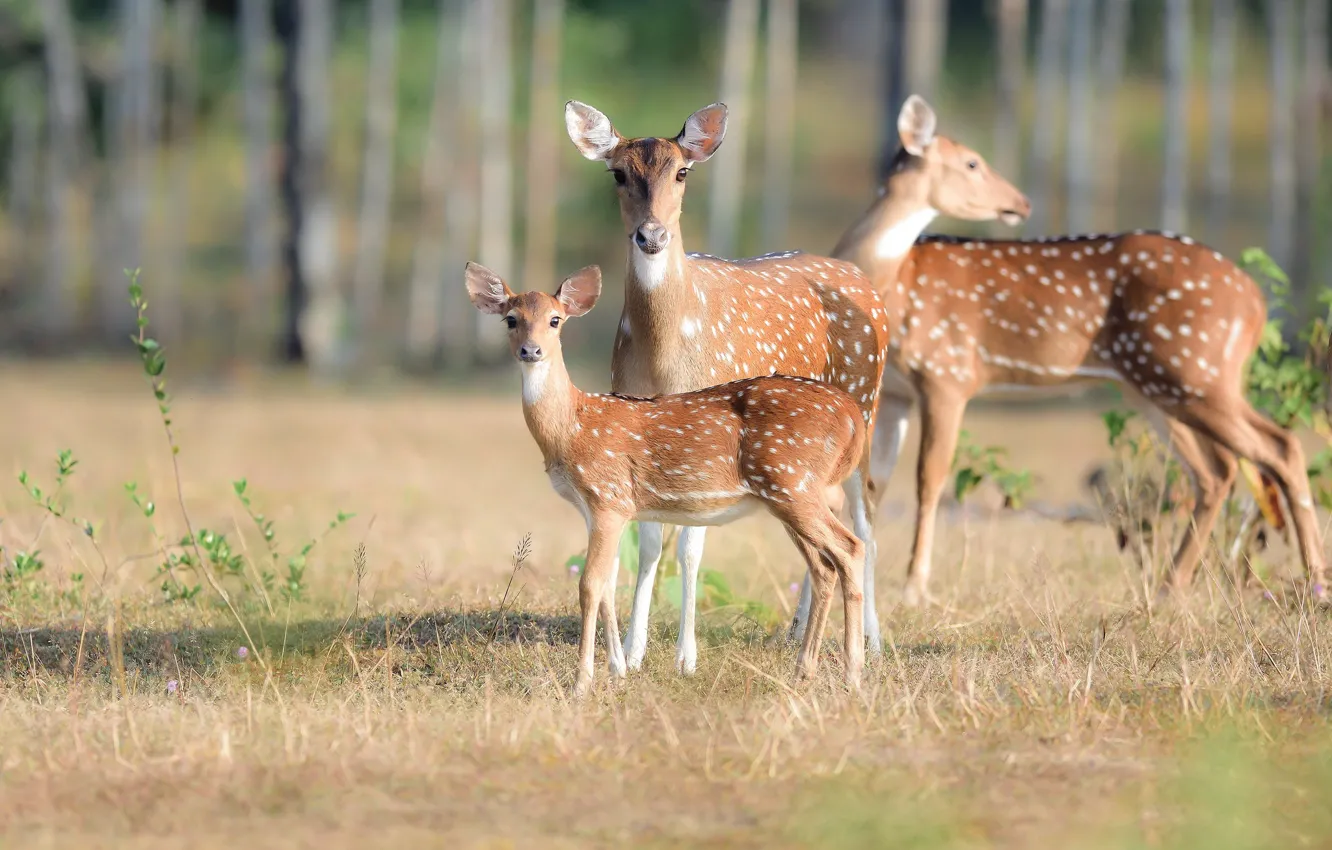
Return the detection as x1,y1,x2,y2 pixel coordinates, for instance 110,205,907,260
465,263,602,366
565,101,727,258
888,95,1030,226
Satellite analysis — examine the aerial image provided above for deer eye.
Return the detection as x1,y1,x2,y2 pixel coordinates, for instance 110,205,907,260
611,169,627,186
505,316,517,329
676,168,689,183
550,316,561,329
967,159,979,170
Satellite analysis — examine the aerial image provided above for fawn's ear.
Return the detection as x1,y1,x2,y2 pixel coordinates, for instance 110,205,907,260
897,94,937,157
464,262,514,315
676,103,728,163
554,266,602,318
565,101,622,162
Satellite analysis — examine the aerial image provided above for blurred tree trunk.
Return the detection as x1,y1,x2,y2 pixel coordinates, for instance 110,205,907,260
474,0,513,362
297,0,340,370
1064,0,1094,234
905,0,946,104
38,0,88,341
406,0,461,367
1025,0,1067,235
992,0,1027,186
241,0,277,352
521,0,565,291
350,0,399,364
1205,0,1236,246
708,0,759,259
1267,0,1297,272
877,0,907,181
443,0,482,367
7,70,41,319
1161,0,1190,233
760,0,796,250
162,0,200,347
105,0,161,343
1094,0,1130,231
1296,0,1328,297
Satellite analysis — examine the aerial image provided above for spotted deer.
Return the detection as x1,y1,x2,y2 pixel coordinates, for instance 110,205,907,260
792,94,1326,623
465,262,869,695
564,100,891,672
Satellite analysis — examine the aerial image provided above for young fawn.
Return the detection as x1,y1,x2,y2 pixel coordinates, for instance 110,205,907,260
465,261,869,695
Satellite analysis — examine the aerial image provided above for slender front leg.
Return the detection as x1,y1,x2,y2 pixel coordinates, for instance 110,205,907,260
904,386,966,607
574,513,627,698
622,521,665,669
676,526,708,674
602,553,627,679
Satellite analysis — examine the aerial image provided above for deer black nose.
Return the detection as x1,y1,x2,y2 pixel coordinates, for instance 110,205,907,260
519,343,543,362
634,221,671,254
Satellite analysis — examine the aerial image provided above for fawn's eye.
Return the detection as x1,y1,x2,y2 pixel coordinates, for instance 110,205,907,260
612,169,626,186
504,316,517,329
966,159,979,170
676,168,689,183
549,316,561,329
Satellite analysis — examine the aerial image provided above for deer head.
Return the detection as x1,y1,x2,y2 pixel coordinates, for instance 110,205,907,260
465,262,602,367
888,95,1030,226
565,101,727,281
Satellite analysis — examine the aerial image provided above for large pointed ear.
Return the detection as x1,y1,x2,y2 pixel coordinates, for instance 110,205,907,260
676,103,728,163
554,266,602,318
565,101,622,162
897,94,937,157
464,262,514,315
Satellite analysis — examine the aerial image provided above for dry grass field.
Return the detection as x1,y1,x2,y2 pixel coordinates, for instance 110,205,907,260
2,364,1331,849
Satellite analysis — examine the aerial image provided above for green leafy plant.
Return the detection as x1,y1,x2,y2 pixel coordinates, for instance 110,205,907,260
951,429,1035,509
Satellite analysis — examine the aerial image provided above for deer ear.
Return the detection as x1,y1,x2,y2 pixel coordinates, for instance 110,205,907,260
554,266,602,318
897,94,937,157
677,103,728,163
565,101,621,162
464,262,514,315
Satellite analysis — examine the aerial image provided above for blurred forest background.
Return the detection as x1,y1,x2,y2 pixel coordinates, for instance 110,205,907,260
0,0,1328,378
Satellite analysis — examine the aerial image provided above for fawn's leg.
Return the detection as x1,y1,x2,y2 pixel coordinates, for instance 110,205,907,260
676,526,707,674
790,401,907,645
575,513,627,698
623,522,665,669
904,385,967,607
842,468,879,656
821,506,866,689
782,524,837,682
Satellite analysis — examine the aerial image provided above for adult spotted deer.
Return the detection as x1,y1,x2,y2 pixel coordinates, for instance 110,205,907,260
465,262,869,694
792,94,1325,623
564,100,891,672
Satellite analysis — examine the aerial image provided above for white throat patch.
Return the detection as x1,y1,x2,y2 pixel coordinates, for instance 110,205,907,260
874,207,939,260
521,359,551,405
632,247,670,290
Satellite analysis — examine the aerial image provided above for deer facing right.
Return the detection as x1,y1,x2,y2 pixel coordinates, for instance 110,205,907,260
465,261,868,696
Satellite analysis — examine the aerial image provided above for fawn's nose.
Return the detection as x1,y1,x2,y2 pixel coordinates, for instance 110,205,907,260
634,221,671,255
519,342,543,362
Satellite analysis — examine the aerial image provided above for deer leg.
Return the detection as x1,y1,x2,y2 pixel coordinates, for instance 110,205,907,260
676,525,707,674
1156,420,1237,592
784,527,837,682
602,548,627,680
789,399,906,647
824,506,866,690
904,387,967,607
842,468,880,655
1178,401,1327,593
622,521,665,669
574,513,627,698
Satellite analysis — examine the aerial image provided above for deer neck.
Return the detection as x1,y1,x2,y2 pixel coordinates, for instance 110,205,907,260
519,356,581,465
833,189,937,317
622,234,695,359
